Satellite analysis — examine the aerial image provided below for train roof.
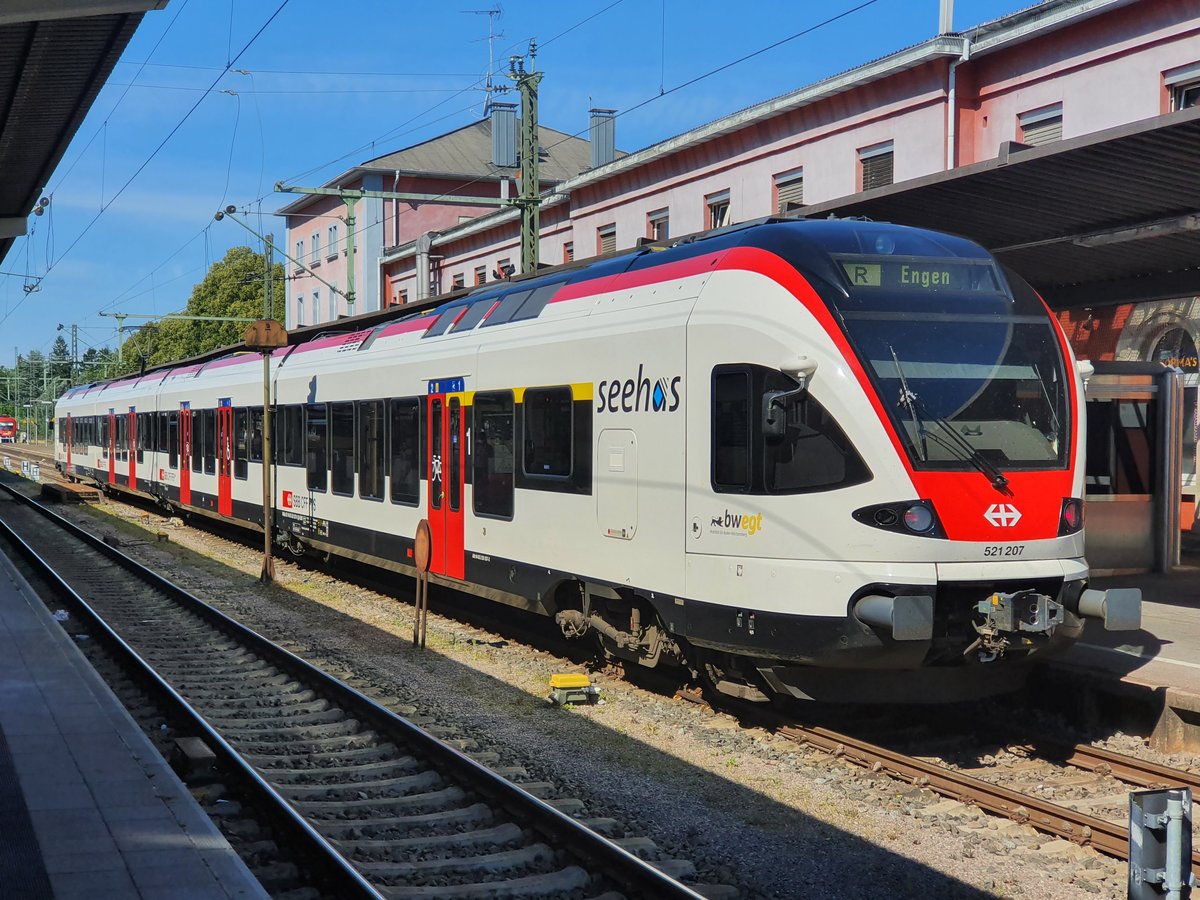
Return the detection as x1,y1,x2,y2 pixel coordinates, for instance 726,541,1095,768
62,217,991,401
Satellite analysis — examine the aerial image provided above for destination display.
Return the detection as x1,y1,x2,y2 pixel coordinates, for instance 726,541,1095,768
838,257,1000,293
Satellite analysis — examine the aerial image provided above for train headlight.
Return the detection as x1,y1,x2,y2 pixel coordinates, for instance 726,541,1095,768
852,500,945,538
1059,498,1084,535
903,504,934,533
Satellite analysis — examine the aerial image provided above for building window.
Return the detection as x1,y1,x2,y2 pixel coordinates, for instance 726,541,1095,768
396,289,408,305
494,258,513,280
452,273,466,290
706,191,730,229
473,391,514,518
474,265,487,286
389,397,421,505
563,242,574,263
523,387,572,477
294,240,304,272
1018,104,1063,146
598,224,616,255
296,295,305,327
647,209,669,241
859,142,894,191
312,289,321,324
1165,63,1200,111
1176,81,1200,110
327,224,338,259
311,232,321,266
774,168,805,215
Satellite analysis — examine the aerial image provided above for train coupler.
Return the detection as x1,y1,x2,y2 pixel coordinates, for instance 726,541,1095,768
971,590,1064,662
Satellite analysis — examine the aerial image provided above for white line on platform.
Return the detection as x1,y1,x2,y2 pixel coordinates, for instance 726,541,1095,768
1078,642,1200,671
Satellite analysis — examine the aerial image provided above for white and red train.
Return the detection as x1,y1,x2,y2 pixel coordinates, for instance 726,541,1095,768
54,218,1139,702
0,416,16,443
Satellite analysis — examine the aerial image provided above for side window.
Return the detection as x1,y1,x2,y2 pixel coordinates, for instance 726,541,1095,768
168,412,179,469
330,402,355,495
282,405,305,466
191,412,203,472
357,400,385,501
762,372,870,493
249,407,264,463
712,368,751,492
473,391,514,518
523,387,572,477
234,408,248,479
389,398,421,505
158,412,169,453
202,409,216,475
711,365,870,494
306,403,328,492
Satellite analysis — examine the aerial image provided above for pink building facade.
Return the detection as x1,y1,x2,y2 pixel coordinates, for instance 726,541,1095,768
281,0,1200,499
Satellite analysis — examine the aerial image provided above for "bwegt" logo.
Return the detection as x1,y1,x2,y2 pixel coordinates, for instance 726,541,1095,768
597,364,681,413
710,510,764,536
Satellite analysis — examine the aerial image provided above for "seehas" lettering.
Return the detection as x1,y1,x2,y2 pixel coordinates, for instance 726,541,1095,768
597,364,682,413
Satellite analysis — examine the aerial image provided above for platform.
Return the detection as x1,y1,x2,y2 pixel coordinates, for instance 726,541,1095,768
1047,530,1200,750
0,548,269,899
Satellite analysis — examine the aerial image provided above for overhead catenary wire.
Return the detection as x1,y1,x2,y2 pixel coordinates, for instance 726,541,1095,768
0,1,292,332
285,0,887,275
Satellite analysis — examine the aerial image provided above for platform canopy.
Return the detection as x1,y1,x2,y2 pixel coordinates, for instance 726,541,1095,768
0,1,167,265
800,104,1200,310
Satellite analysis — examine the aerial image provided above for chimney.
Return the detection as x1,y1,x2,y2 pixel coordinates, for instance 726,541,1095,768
490,102,517,168
939,0,953,34
589,108,617,169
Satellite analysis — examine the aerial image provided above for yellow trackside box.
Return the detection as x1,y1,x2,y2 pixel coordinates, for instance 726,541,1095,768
548,673,600,706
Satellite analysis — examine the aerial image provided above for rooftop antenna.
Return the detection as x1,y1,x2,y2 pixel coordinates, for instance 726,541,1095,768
462,5,507,113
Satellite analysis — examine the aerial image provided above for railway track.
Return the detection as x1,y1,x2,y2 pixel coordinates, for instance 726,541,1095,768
674,687,1199,877
0,479,727,900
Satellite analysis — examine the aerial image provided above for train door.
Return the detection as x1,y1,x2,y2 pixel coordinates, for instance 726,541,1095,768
107,410,116,485
217,401,233,517
426,390,465,579
180,405,192,506
128,409,137,491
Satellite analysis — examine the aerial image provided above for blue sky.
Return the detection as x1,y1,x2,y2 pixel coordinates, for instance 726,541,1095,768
1,0,1035,364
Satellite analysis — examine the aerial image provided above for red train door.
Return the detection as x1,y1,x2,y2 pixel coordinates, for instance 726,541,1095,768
426,389,465,579
217,401,233,517
107,410,116,485
180,406,192,506
128,409,137,492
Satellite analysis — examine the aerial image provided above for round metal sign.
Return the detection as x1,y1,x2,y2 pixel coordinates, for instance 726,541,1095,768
414,519,432,574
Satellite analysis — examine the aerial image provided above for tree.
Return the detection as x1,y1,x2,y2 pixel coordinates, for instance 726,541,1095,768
112,246,285,377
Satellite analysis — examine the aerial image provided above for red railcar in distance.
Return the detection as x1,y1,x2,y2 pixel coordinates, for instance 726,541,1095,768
0,416,16,443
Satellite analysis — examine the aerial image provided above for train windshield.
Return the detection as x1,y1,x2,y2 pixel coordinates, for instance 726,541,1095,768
828,254,1069,472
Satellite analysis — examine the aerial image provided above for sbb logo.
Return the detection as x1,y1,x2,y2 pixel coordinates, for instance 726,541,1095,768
282,490,293,509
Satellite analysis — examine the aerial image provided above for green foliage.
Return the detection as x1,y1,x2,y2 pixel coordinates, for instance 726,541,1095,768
2,246,284,411
116,245,285,378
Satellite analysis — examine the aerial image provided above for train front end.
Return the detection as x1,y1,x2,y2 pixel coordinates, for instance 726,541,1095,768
693,221,1141,703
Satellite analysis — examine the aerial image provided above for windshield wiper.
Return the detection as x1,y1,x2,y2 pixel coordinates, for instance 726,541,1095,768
889,346,927,462
887,345,1009,491
919,405,1010,491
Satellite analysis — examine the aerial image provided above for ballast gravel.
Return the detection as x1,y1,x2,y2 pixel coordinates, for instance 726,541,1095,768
52,497,1133,899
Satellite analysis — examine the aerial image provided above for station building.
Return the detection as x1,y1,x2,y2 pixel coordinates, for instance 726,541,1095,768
278,0,1200,528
